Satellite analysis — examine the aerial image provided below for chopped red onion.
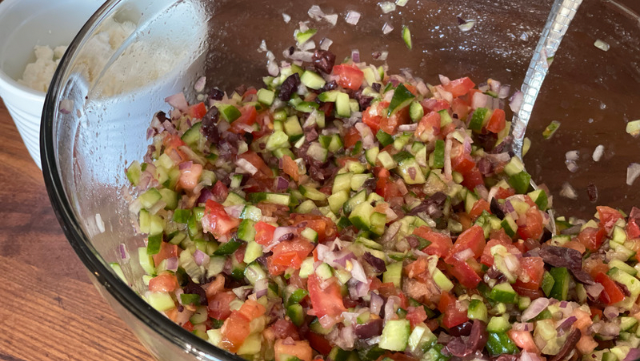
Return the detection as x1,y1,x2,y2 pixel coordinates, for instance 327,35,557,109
600,322,621,337
258,40,268,53
627,163,640,186
370,293,384,315
398,123,418,132
174,288,184,305
475,185,489,200
254,278,268,298
471,91,488,109
566,160,578,173
594,39,610,52
436,86,453,103
324,14,338,26
300,40,316,51
308,5,325,20
350,260,367,283
439,74,451,86
556,316,577,331
148,200,167,215
266,227,296,251
384,296,400,321
345,11,361,25
623,348,640,361
603,306,619,319
179,161,193,170
320,38,333,50
565,150,579,161
232,286,252,300
267,61,279,76
416,81,428,96
512,322,534,332
286,50,314,63
282,13,291,23
351,49,361,63
560,182,578,200
224,204,244,219
276,176,290,191
165,92,189,112
509,90,524,113
592,145,604,162
194,76,206,93
458,19,476,32
521,297,549,321
166,257,179,272
163,120,178,135
118,243,130,262
194,249,210,266
382,22,394,35
236,158,258,175
444,138,452,180
585,283,604,298
59,99,74,114
489,79,501,93
498,84,511,99
454,248,475,261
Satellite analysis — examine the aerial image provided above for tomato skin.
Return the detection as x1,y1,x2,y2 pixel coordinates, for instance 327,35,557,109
307,332,332,355
203,200,240,238
507,330,539,353
481,239,520,267
186,102,207,119
577,227,606,252
221,311,251,352
268,238,314,275
149,273,179,293
461,167,484,191
595,272,625,304
255,221,277,246
413,226,453,258
237,151,273,179
344,127,362,148
153,242,180,267
211,180,229,202
451,144,476,175
307,275,346,326
290,214,337,243
446,225,486,263
238,299,266,320
229,105,258,134
597,206,624,232
333,64,364,90
208,291,236,320
446,260,482,288
486,108,506,133
443,77,476,97
517,208,544,241
406,307,428,328
468,199,491,221
439,292,469,328
514,257,545,290
451,98,471,120
270,319,300,340
376,177,403,202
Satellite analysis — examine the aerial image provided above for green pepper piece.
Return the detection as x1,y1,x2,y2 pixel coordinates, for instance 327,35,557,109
549,267,570,301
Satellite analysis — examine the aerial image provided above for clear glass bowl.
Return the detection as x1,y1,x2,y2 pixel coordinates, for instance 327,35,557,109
41,0,640,359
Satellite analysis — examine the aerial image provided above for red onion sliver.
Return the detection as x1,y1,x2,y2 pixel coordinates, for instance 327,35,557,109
345,11,361,25
509,90,524,113
521,297,549,321
165,92,189,112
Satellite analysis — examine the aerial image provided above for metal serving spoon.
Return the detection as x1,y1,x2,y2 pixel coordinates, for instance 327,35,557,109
511,0,584,158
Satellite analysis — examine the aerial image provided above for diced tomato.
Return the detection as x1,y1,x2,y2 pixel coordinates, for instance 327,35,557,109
481,239,519,267
362,102,389,135
182,320,194,332
307,332,332,355
270,319,300,340
149,272,179,293
255,221,277,246
446,225,486,263
590,307,603,320
439,292,469,328
446,260,481,288
597,206,624,233
584,259,609,278
406,307,428,328
451,98,471,120
514,257,545,290
268,238,314,275
517,208,544,241
381,106,410,135
333,64,364,90
238,299,266,320
485,108,506,133
576,335,598,355
179,163,203,191
377,282,398,298
489,229,514,244
344,127,362,148
337,156,361,168
415,111,441,141
229,105,258,134
376,177,403,202
443,77,476,97
221,311,251,352
450,144,476,175
495,187,516,200
282,155,299,182
307,275,346,326
242,87,258,98
274,339,313,361
507,330,539,353
421,99,450,113
573,309,593,333
319,102,334,118
563,240,586,254
461,167,484,191
512,286,544,300
205,275,225,300
468,199,491,221
290,214,337,243
595,272,625,305
202,200,240,238
163,134,186,149
628,208,640,239
441,123,457,137
187,102,207,119
405,257,430,283
208,291,236,320
413,226,453,258
153,242,180,266
211,180,229,203
237,151,273,179
577,227,607,252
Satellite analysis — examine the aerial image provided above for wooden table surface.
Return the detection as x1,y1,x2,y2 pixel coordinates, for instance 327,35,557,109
0,99,153,361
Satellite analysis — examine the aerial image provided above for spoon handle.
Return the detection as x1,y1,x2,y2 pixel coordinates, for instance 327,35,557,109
511,0,583,158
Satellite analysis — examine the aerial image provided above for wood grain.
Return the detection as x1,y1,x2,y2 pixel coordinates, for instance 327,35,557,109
0,99,153,361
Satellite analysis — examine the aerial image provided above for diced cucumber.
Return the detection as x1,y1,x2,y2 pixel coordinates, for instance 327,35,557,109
217,104,242,122
486,332,518,356
295,28,317,45
489,282,517,304
299,185,328,202
549,267,570,301
349,202,374,231
432,269,454,292
243,241,263,264
370,212,386,236
301,227,319,243
181,122,203,146
401,25,412,49
328,191,350,214
608,267,640,295
299,257,315,278
509,171,532,194
343,190,367,214
140,188,162,209
540,271,555,297
147,292,175,311
336,92,351,118
237,333,262,355
487,314,511,333
240,205,262,221
468,107,489,131
237,219,256,242
379,319,411,351
504,157,525,177
333,172,354,193
328,134,344,152
222,192,246,206
387,84,415,116
351,174,372,191
409,101,424,122
296,101,320,113
394,152,425,184
266,130,291,151
383,262,402,288
467,299,488,322
310,318,333,335
315,263,333,280
257,88,275,106
284,115,303,137
247,192,291,205
378,151,396,169
126,161,142,186
318,90,341,102
527,189,548,210
376,130,394,147
500,214,517,237
366,147,380,166
307,142,328,162
296,200,318,214
610,260,637,276
438,109,453,126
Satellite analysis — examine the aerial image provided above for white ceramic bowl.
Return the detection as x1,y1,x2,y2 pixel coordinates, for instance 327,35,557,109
0,0,105,169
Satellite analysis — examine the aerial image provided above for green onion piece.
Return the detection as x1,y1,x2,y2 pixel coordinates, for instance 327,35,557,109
402,26,412,50
542,120,561,139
